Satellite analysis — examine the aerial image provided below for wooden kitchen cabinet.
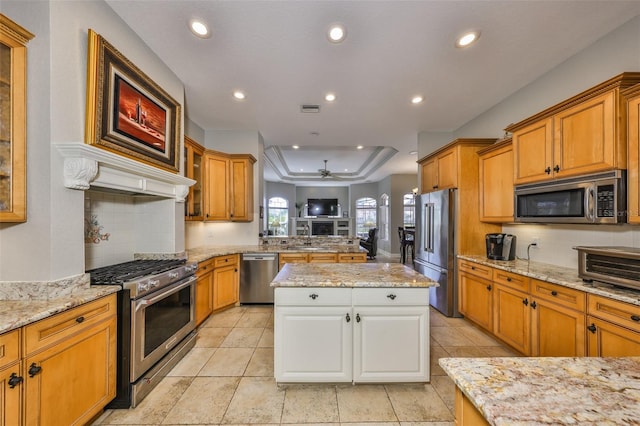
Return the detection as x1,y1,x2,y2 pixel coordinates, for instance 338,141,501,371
279,252,365,269
203,150,256,222
279,252,309,269
184,136,204,221
458,262,494,332
478,139,514,222
213,254,239,311
623,83,640,223
492,283,531,355
420,157,437,194
0,329,21,426
23,294,117,426
308,253,338,263
587,294,640,356
507,73,640,185
337,253,367,263
195,258,214,326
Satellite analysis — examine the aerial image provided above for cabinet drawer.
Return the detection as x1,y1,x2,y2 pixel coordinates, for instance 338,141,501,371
458,259,492,280
532,279,585,312
275,287,351,306
196,258,215,277
588,294,640,334
280,253,309,263
24,294,117,356
0,328,20,369
493,270,529,293
214,254,238,268
308,253,338,263
338,253,367,263
352,288,429,306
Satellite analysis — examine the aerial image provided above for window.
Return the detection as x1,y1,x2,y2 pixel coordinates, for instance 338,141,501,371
267,197,288,236
355,197,377,238
403,193,416,227
379,194,389,241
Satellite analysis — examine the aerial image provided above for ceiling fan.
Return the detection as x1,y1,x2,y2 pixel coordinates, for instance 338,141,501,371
318,160,338,179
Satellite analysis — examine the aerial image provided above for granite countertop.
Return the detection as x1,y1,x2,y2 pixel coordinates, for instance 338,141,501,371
458,255,640,306
187,244,366,264
440,356,640,425
0,285,120,334
271,262,438,288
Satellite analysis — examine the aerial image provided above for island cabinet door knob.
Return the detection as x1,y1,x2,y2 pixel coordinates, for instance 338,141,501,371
387,294,396,300
309,293,319,300
346,313,351,322
356,313,361,323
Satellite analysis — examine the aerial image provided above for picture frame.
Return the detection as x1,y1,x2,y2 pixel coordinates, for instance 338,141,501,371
85,29,181,173
0,15,34,223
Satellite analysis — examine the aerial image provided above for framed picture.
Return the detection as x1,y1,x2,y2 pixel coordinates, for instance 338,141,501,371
85,29,181,173
0,15,34,222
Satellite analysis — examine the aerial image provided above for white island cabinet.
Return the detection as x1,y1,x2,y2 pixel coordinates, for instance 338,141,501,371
272,263,436,384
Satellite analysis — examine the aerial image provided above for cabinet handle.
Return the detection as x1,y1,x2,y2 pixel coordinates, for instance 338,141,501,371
356,313,361,323
530,301,537,309
8,373,23,389
544,166,551,174
631,315,640,322
346,313,351,322
432,185,438,189
309,293,319,300
587,323,597,333
554,165,560,173
486,285,492,291
387,294,396,300
522,298,529,306
551,290,558,296
506,277,512,282
28,363,42,378
75,316,85,323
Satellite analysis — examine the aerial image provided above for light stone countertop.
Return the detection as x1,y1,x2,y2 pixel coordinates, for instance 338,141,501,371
187,244,366,264
0,285,120,334
271,262,438,288
439,356,640,425
458,255,640,306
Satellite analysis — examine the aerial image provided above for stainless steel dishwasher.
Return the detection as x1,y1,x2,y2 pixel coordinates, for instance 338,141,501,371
240,253,279,303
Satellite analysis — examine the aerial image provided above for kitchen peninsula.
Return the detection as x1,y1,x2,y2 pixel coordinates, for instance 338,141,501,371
271,263,437,384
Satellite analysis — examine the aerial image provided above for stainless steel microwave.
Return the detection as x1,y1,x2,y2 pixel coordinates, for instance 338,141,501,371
514,170,626,224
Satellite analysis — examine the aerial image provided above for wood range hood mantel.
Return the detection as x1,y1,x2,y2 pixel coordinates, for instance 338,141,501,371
56,143,195,201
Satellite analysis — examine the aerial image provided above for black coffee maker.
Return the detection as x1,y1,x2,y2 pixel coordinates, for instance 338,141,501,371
485,233,517,260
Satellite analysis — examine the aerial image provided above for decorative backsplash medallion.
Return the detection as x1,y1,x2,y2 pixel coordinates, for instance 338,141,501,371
85,214,110,244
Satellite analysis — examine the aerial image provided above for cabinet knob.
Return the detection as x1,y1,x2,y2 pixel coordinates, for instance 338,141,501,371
506,277,512,282
346,313,351,323
356,313,361,323
433,185,438,189
631,315,640,322
551,290,558,296
554,165,560,173
587,323,597,333
8,373,23,389
309,293,319,300
387,294,396,300
544,166,551,174
75,316,85,323
486,285,492,291
522,298,529,306
28,363,42,378
471,266,475,270
530,301,537,309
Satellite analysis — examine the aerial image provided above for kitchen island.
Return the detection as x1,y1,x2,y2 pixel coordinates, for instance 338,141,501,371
440,356,640,425
271,262,438,384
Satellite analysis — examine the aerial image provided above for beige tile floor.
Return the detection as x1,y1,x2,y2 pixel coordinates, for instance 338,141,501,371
94,259,518,426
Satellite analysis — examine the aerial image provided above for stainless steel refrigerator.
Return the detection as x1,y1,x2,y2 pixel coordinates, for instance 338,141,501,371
413,188,461,317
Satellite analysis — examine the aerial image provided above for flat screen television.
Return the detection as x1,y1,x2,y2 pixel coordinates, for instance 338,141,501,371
307,198,339,217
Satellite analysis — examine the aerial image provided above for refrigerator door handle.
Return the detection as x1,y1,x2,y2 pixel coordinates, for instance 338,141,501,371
426,203,435,253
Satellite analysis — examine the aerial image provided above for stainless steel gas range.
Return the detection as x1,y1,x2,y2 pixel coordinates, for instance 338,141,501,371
88,258,198,408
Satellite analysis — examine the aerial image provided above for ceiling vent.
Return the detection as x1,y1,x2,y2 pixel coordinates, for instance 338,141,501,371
300,104,320,113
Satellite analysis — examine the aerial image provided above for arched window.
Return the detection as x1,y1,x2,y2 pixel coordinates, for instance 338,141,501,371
268,197,288,236
403,193,416,227
355,197,377,238
379,194,389,241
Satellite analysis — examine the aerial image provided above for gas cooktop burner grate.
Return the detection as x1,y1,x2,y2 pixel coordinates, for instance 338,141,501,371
88,259,187,285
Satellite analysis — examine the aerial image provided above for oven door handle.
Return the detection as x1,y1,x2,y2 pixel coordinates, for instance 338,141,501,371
135,275,196,311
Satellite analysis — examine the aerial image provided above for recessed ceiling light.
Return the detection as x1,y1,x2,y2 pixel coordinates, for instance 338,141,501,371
233,90,246,100
189,19,211,38
325,93,336,102
357,145,364,150
328,23,347,43
456,31,480,48
411,95,424,104
292,145,299,149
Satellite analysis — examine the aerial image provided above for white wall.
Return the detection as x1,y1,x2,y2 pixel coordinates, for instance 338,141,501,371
0,0,186,281
450,16,640,268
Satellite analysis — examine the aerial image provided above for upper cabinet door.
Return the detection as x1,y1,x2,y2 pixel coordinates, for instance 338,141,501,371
229,155,255,222
478,140,513,223
513,118,553,185
625,84,640,224
435,148,458,190
420,158,437,193
553,90,620,179
204,152,230,221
